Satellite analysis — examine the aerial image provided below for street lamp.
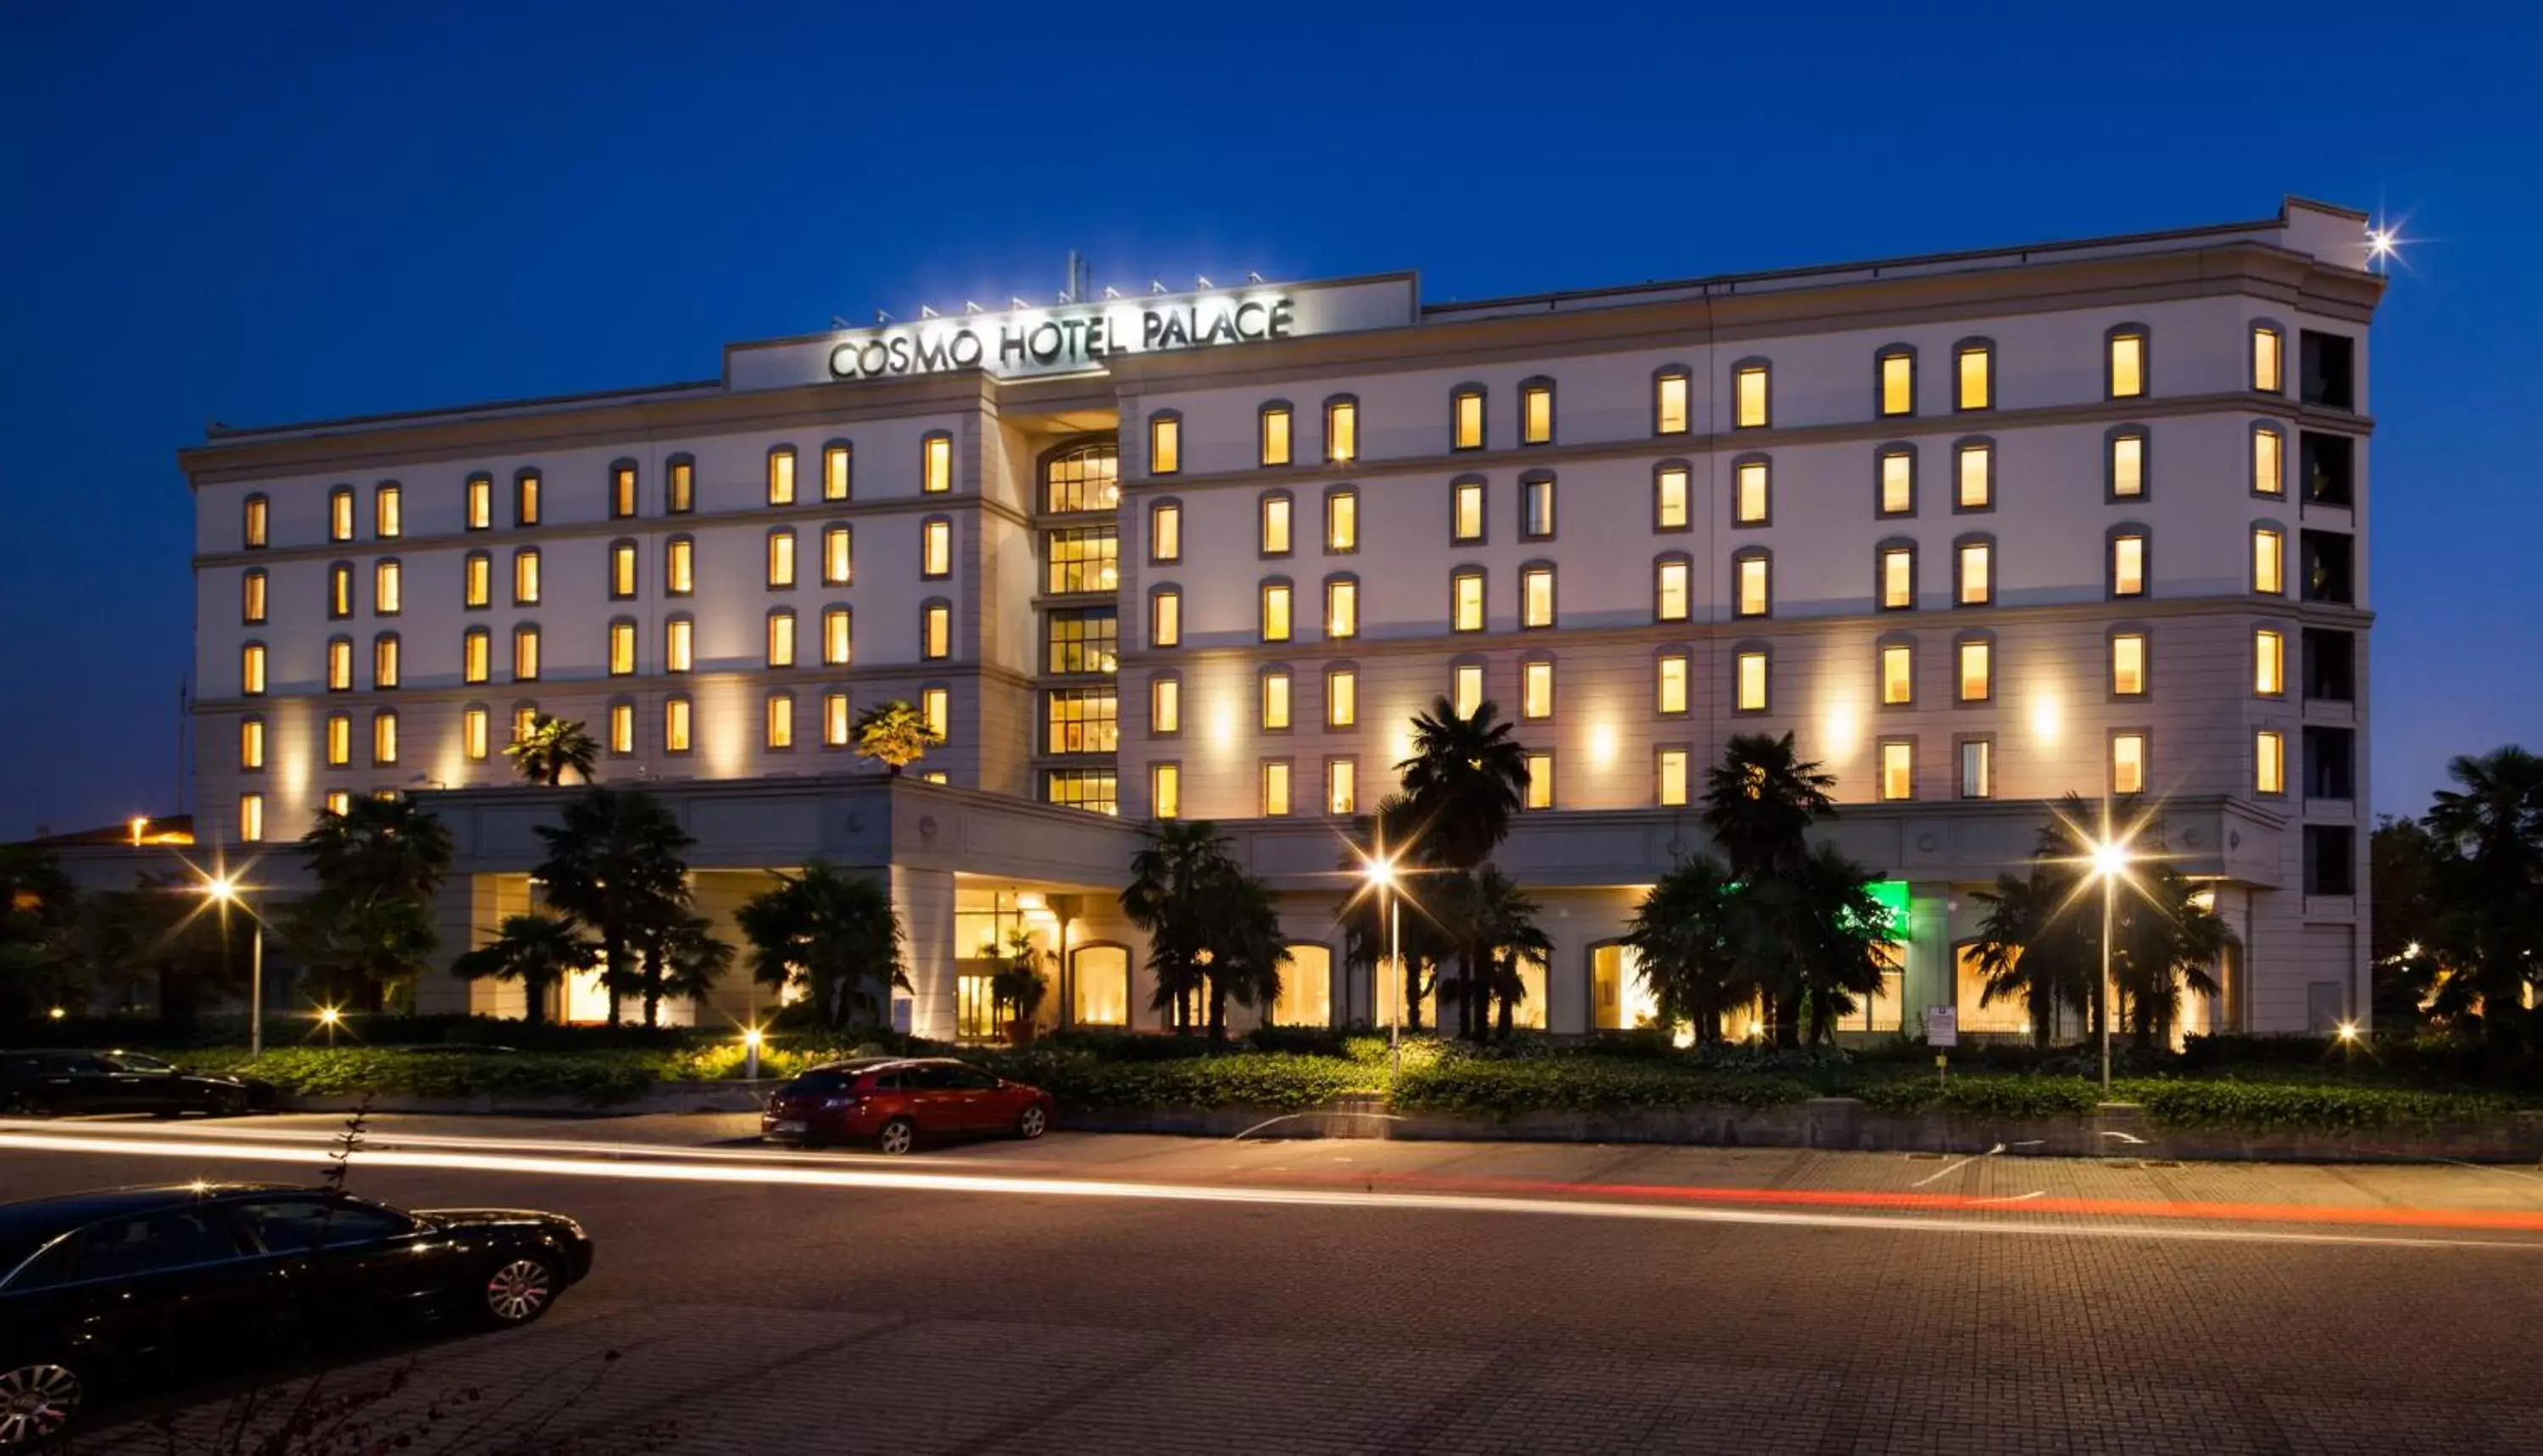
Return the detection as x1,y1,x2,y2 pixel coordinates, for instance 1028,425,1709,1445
1363,853,1401,1077
743,1025,764,1081
2084,836,2133,1092
201,875,264,1059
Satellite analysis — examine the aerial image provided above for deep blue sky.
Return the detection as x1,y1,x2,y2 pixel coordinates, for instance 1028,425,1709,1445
4,2,2535,837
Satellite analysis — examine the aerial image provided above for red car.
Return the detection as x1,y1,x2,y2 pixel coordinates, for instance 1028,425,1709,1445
760,1058,1053,1154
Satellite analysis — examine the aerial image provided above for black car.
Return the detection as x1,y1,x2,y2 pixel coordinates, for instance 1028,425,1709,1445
0,1183,595,1446
0,1051,268,1119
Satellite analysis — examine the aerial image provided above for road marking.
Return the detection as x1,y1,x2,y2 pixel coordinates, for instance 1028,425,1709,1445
1973,1191,2046,1205
1909,1143,2005,1187
4,1129,2540,1253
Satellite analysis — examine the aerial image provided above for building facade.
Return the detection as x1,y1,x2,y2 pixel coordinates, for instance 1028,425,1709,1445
179,197,2381,1041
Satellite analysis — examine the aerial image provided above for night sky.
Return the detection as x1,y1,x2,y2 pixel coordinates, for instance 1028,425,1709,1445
4,2,2535,838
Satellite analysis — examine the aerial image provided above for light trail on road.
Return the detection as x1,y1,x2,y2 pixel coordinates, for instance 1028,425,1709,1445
4,1127,2540,1253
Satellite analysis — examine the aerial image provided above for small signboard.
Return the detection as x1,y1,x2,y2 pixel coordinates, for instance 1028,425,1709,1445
1926,1007,1958,1048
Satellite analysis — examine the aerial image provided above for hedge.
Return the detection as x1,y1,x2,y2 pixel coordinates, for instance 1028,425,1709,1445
1393,1058,1815,1116
975,1050,1383,1112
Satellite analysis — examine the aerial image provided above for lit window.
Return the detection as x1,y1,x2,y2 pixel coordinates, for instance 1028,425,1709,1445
2253,427,2284,496
1326,577,1359,639
1453,664,1484,717
1957,639,1991,703
608,702,634,755
238,792,264,843
1043,525,1118,596
464,552,490,609
326,712,350,766
1658,749,1689,807
1657,653,1688,714
1326,399,1358,464
609,464,637,520
328,563,353,619
1261,760,1291,816
665,696,693,753
243,494,269,549
515,470,541,526
1259,404,1293,467
609,619,637,676
513,625,542,681
372,709,398,766
1149,414,1181,475
760,610,796,668
2111,432,2145,499
238,718,265,771
1737,651,1767,712
1655,370,1689,435
1153,763,1182,820
513,707,538,746
1655,465,1689,530
609,541,638,599
769,529,799,588
1261,493,1293,555
922,603,951,660
1881,643,1913,705
329,486,354,542
2253,528,2284,594
1734,459,1769,525
665,616,693,673
1956,342,1992,410
1151,588,1181,647
2256,731,2285,794
1522,475,1555,539
242,570,267,625
465,475,492,531
1525,752,1553,809
1879,742,1913,801
1655,557,1690,622
1324,488,1357,553
1878,350,1914,417
1735,553,1770,618
513,548,541,606
823,442,852,501
666,458,694,514
463,627,490,684
1327,668,1357,727
822,606,852,666
324,790,351,817
366,559,399,616
1521,381,1553,445
375,484,402,539
665,537,694,596
1150,502,1182,564
2252,326,2283,393
1451,570,1484,632
1956,442,1992,509
1522,659,1553,720
1451,387,1484,450
1881,546,1915,610
1453,479,1485,543
765,692,794,749
1734,364,1768,428
1956,542,1992,606
2112,533,2146,597
1261,581,1294,642
2108,330,2146,400
326,637,352,692
824,692,851,747
2112,733,2146,795
1518,565,1555,629
822,525,853,586
2112,633,2146,696
1245,669,1287,733
1151,675,1181,735
1961,739,1993,799
1880,448,1915,516
922,432,952,493
921,519,951,578
2255,628,2284,695
1328,759,1358,815
463,708,489,761
372,633,400,689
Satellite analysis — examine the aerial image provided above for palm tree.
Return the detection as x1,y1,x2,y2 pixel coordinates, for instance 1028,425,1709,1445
2425,746,2543,1063
1623,854,1750,1043
735,861,910,1032
634,913,735,1027
505,713,600,786
298,797,454,903
280,893,439,1013
1121,820,1237,1034
1394,696,1530,872
1781,842,1902,1046
1467,869,1551,1040
1335,795,1445,1032
1699,732,1835,879
1967,870,2086,1047
1195,873,1289,1048
532,789,694,1026
287,797,454,1011
854,700,943,775
2111,859,2232,1051
450,913,595,1025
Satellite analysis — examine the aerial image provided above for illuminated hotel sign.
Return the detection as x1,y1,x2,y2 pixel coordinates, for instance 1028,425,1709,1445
723,275,1419,392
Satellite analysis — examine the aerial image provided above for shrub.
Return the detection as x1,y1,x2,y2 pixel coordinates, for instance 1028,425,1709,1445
2117,1078,2523,1132
1852,1075,2102,1120
980,1050,1381,1111
1394,1057,1814,1116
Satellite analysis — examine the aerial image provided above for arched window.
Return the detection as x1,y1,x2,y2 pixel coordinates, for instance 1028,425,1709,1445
1874,343,1917,419
821,439,854,501
2105,322,2150,400
1071,944,1131,1027
1043,437,1119,514
607,458,639,520
1273,943,1334,1027
766,444,798,505
664,453,696,514
2106,425,2150,501
242,493,270,549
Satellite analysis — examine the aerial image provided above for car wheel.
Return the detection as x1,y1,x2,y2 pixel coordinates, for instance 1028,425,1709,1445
876,1117,916,1156
207,1088,249,1118
147,1105,185,1120
0,1359,87,1447
1016,1104,1049,1141
476,1253,562,1329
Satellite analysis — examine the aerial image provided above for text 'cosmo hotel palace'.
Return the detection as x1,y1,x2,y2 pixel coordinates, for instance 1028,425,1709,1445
182,197,2381,1041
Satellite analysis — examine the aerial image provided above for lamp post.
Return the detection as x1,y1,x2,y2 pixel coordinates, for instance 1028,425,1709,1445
1364,853,1401,1078
2088,837,2132,1092
202,876,263,1059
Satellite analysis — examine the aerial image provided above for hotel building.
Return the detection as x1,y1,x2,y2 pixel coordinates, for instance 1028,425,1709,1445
179,197,2381,1040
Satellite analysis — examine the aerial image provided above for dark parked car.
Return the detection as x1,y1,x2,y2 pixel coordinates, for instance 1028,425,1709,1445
0,1182,594,1446
0,1051,270,1119
761,1058,1054,1153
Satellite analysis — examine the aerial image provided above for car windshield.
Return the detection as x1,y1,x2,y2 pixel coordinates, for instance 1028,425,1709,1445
108,1051,175,1072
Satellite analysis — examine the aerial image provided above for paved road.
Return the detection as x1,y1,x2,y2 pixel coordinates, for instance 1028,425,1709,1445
8,1114,2543,1455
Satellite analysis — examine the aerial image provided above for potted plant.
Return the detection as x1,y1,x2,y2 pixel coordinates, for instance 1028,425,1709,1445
990,930,1049,1048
